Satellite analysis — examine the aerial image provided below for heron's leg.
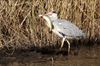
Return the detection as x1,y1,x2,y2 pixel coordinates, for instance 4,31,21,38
60,37,66,49
66,39,70,53
60,36,70,53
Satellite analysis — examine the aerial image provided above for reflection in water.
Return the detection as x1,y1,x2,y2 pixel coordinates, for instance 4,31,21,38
0,46,100,66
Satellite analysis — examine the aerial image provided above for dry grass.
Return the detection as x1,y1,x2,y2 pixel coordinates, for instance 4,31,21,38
0,0,100,49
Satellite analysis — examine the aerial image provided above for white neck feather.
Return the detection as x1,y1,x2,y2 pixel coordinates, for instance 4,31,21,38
43,16,53,31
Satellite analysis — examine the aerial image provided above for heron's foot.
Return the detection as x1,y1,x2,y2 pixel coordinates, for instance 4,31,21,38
68,47,70,54
59,47,62,50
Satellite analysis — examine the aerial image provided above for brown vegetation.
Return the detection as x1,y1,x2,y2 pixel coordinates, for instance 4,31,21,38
0,0,100,50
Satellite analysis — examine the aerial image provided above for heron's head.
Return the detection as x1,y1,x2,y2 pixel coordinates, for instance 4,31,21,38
39,11,58,21
46,11,58,21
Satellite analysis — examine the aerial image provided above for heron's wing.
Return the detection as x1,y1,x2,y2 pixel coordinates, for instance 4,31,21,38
52,19,85,38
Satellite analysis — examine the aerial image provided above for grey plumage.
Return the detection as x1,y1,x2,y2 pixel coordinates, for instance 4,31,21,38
52,19,85,39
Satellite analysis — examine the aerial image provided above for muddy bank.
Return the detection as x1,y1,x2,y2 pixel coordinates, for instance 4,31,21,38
0,43,100,66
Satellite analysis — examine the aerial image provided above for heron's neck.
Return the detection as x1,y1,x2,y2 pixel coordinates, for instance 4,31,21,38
43,16,53,31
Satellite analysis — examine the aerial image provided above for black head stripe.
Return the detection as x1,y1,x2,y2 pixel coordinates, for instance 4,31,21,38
59,32,66,37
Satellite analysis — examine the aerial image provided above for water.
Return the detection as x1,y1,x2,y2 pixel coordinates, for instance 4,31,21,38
0,45,100,66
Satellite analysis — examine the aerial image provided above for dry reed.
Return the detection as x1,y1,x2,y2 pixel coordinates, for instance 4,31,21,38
0,0,100,49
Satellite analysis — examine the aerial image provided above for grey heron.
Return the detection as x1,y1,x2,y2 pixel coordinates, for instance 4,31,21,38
39,11,85,53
